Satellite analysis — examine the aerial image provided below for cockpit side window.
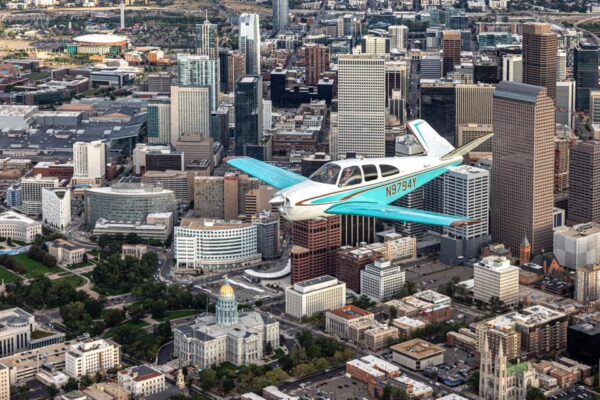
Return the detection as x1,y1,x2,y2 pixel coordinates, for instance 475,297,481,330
309,163,340,184
380,164,400,177
362,165,378,182
339,166,363,187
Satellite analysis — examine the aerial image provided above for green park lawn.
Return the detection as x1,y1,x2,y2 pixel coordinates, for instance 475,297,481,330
104,320,149,338
164,309,197,320
0,267,21,283
53,275,85,288
13,255,56,278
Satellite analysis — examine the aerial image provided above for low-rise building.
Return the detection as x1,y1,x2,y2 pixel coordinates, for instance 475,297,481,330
364,325,399,351
392,316,428,337
47,239,87,266
121,244,148,259
360,259,406,302
0,211,42,243
473,255,519,306
346,356,400,396
575,264,600,304
83,383,130,400
285,275,346,319
533,360,580,389
391,339,445,370
325,305,374,340
391,376,433,398
118,364,166,397
65,339,120,378
92,213,172,241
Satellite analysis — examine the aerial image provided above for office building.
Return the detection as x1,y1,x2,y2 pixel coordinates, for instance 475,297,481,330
554,223,600,269
420,80,456,145
360,259,406,302
388,25,408,52
174,218,261,270
557,49,567,80
0,308,36,358
476,316,522,361
574,42,599,111
41,188,71,232
375,231,417,264
556,80,575,129
479,336,540,400
336,246,381,293
473,57,499,84
391,339,445,371
0,211,41,244
305,44,330,86
226,51,246,93
455,83,494,143
365,326,400,352
64,339,120,378
147,100,171,145
361,36,389,56
567,320,600,368
174,134,214,171
575,264,600,304
491,81,555,253
84,181,176,226
234,76,263,156
473,256,519,306
421,55,442,80
441,165,490,264
176,53,220,112
456,124,493,152
502,54,522,82
20,175,59,216
522,23,558,100
273,0,288,32
142,170,193,202
175,282,279,367
386,60,409,104
0,365,7,400
252,211,280,260
568,141,600,224
336,55,386,159
195,17,219,59
239,13,261,75
193,174,260,220
285,275,346,319
442,31,461,77
590,91,600,124
47,239,86,266
291,216,341,283
326,305,374,340
72,140,106,186
92,215,172,241
170,84,211,143
118,365,166,398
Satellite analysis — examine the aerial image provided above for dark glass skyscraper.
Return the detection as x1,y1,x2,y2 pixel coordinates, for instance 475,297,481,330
574,41,599,112
420,81,456,145
234,76,263,156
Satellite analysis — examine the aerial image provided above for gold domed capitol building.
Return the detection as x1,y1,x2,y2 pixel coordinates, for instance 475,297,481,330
174,279,280,368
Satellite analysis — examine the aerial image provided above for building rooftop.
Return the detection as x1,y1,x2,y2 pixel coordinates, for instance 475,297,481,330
179,218,253,231
555,222,600,238
0,211,40,227
495,80,545,103
0,105,37,116
391,338,445,359
292,275,340,293
570,320,600,335
327,305,372,320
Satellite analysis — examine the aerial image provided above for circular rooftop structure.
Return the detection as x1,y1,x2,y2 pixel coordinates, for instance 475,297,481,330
72,34,128,46
219,283,235,298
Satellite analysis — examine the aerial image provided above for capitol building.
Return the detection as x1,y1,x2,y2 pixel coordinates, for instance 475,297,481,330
174,281,280,368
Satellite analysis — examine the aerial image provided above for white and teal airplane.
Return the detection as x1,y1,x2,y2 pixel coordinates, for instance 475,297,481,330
227,119,492,228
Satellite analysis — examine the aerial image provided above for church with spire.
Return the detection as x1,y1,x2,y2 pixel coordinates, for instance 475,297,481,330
174,279,280,368
479,334,540,400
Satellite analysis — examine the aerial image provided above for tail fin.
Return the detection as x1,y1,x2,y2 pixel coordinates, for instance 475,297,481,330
440,132,494,161
407,120,454,158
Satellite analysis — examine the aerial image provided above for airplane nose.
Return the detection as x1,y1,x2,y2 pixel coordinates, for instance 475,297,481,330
269,194,285,207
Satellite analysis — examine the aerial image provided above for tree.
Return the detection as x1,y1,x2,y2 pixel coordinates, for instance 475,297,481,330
151,300,168,320
352,294,375,309
199,368,217,390
6,237,11,246
526,387,546,400
47,384,58,397
64,377,79,391
469,370,480,392
80,375,93,388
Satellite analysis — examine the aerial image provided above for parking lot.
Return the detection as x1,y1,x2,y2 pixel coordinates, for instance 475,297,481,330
404,261,473,291
287,374,370,400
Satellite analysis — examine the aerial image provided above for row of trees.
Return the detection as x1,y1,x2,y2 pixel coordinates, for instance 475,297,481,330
91,252,158,294
27,245,57,268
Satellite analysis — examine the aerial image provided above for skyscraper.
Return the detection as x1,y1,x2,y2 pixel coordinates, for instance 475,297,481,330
291,217,341,283
420,80,456,145
177,54,220,112
522,22,558,100
272,0,288,33
147,100,171,145
574,41,599,112
502,54,522,82
385,60,409,104
336,55,386,159
591,91,600,125
491,81,555,253
556,80,575,129
388,25,408,52
361,36,389,56
195,17,219,59
72,141,106,186
239,13,261,76
455,83,495,140
170,84,211,144
226,51,246,93
234,76,263,156
442,30,461,77
568,140,600,224
304,44,330,86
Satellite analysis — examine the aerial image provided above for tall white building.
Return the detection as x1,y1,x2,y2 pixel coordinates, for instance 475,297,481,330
360,259,406,302
285,276,346,319
65,339,120,378
502,55,523,83
336,55,386,159
273,0,288,33
575,264,600,304
170,84,211,144
442,165,490,260
473,256,520,306
176,54,220,112
556,80,575,129
589,90,600,125
557,49,567,81
0,365,8,400
554,223,600,269
20,175,59,216
388,25,408,52
72,140,106,186
41,188,71,232
239,13,261,76
361,36,389,56
263,99,273,130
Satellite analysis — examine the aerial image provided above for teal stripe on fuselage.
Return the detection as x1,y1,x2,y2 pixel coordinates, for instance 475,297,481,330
310,162,459,205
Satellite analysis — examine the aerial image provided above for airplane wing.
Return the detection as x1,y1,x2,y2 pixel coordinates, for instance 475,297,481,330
226,157,308,190
326,202,477,228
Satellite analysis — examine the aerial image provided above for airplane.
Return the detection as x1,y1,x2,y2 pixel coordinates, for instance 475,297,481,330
226,119,493,228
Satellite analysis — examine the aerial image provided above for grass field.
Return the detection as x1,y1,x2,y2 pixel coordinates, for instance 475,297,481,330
0,267,21,283
104,320,149,338
67,261,94,270
82,271,93,280
13,255,56,278
164,309,196,321
53,275,85,288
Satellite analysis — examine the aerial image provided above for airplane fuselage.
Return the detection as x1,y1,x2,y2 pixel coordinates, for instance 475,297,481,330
272,155,462,221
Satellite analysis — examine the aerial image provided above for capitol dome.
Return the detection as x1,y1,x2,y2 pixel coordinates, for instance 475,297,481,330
219,282,235,298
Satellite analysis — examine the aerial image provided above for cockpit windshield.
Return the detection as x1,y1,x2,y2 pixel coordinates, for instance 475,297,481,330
309,163,340,184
